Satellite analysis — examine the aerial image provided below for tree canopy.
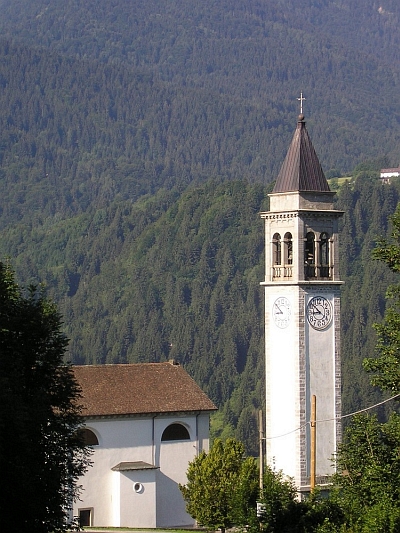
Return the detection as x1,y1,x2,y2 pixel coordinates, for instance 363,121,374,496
179,438,259,532
0,262,90,532
363,204,400,393
332,414,400,532
328,201,400,532
1,174,400,454
0,0,399,234
180,437,345,533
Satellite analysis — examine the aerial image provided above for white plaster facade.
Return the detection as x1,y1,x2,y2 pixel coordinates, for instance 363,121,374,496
74,414,210,528
380,167,400,179
72,363,216,528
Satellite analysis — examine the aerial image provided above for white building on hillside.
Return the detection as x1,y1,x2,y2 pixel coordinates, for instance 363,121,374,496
72,361,216,528
380,167,400,184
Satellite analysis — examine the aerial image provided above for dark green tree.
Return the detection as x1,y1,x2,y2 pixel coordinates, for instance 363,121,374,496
329,204,400,532
0,262,90,532
332,414,400,533
258,468,344,533
259,467,301,532
179,438,259,532
364,203,400,393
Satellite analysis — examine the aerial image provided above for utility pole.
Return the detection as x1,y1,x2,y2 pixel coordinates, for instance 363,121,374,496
310,395,316,490
259,409,264,496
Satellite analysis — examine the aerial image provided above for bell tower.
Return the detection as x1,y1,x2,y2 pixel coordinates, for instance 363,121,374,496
260,113,343,491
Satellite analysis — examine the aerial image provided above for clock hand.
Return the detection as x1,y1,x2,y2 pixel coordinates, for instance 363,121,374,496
310,303,323,317
274,303,283,314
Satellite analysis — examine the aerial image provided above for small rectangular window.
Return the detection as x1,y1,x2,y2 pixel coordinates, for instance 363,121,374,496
79,508,92,527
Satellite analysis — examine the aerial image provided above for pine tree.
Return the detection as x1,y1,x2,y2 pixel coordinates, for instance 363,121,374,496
364,204,400,393
0,262,90,532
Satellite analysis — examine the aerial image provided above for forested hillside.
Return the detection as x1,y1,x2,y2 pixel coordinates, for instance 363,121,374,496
0,0,399,223
1,175,399,452
0,0,399,224
0,0,400,453
336,177,400,419
0,40,283,226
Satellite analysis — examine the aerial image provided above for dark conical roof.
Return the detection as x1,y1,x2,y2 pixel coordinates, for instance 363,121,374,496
273,114,330,193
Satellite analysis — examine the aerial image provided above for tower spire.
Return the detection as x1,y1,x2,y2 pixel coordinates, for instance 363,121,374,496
273,114,330,193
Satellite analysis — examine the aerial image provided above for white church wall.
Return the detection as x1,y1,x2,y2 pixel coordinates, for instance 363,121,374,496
74,417,155,526
73,413,208,528
119,469,157,528
265,288,301,481
76,444,114,526
112,469,120,526
197,413,211,453
157,438,196,526
154,414,209,526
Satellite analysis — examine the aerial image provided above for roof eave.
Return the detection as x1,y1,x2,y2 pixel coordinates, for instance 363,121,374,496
80,408,218,420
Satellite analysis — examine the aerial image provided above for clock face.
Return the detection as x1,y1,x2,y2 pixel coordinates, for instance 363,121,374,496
306,296,332,330
272,297,291,329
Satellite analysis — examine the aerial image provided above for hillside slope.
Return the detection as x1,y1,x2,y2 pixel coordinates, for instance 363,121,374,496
0,0,399,205
2,176,399,451
0,0,399,451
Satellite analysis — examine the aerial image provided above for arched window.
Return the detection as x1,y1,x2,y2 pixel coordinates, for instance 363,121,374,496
284,233,293,265
272,233,281,265
319,232,330,277
304,232,315,278
161,423,190,441
80,428,99,446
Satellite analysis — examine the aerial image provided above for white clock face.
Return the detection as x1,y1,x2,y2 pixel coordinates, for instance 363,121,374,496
272,297,291,329
306,296,332,330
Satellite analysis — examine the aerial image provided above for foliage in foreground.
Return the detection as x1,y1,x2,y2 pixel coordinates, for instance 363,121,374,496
331,413,400,533
180,426,400,532
364,203,400,393
179,438,259,532
180,437,345,533
258,469,344,533
0,262,91,532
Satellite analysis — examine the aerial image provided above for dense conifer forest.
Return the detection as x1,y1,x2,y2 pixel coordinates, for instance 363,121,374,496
0,0,400,452
1,174,399,453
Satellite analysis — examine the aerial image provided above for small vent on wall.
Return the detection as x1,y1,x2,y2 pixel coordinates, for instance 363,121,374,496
133,482,144,493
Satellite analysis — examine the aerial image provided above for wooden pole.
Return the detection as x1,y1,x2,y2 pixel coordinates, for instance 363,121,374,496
310,395,316,490
259,409,264,497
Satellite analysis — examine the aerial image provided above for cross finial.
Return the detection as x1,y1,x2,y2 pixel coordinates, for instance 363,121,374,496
297,92,306,114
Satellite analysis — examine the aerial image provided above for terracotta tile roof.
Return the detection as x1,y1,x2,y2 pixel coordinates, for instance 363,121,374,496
381,168,400,174
273,114,330,193
73,362,217,417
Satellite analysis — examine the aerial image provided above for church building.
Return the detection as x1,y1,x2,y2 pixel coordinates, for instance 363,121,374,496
72,361,216,528
260,113,343,491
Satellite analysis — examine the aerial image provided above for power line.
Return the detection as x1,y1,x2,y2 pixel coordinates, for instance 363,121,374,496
265,393,400,440
338,393,400,421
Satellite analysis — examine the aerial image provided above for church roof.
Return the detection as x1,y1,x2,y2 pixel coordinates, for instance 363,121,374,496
273,114,330,193
73,361,217,417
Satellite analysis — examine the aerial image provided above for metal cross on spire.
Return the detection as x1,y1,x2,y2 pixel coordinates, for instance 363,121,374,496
297,92,306,114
